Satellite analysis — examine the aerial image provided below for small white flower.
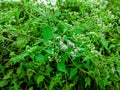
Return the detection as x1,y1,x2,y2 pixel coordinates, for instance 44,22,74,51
74,49,78,52
111,15,114,19
71,52,74,54
71,51,76,57
48,56,51,59
56,36,61,39
48,56,52,61
89,32,96,34
97,2,99,5
105,1,108,4
60,41,64,45
49,59,52,61
68,40,75,48
60,41,68,50
61,44,68,50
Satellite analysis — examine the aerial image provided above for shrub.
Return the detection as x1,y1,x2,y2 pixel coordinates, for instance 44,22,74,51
0,0,120,90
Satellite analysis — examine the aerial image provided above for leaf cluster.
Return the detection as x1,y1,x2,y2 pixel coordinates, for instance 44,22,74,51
0,0,120,90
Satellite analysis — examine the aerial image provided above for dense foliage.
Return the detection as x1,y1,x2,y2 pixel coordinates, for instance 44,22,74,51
0,0,120,90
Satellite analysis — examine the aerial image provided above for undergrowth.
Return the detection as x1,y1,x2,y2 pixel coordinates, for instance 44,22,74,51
0,0,120,90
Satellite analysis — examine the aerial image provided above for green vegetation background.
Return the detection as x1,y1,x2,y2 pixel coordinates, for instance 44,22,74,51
0,0,120,90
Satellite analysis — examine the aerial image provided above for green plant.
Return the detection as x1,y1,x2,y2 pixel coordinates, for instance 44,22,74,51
0,0,120,90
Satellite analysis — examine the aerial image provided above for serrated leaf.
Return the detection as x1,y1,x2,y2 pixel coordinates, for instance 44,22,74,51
0,80,8,87
57,61,67,73
42,26,53,43
57,53,68,73
69,68,77,80
36,75,45,85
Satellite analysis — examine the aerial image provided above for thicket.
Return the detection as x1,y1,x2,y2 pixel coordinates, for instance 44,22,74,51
0,0,120,90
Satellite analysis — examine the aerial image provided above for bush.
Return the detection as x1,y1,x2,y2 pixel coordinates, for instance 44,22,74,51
0,0,120,90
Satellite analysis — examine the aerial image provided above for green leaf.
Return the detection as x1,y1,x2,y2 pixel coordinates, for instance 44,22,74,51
69,68,77,80
13,37,28,49
61,53,68,63
0,80,8,87
0,64,5,74
101,39,109,50
117,66,120,73
57,61,67,73
3,69,13,79
10,54,25,64
95,77,99,85
109,44,115,49
57,53,68,73
12,78,19,90
45,67,53,76
35,54,44,60
16,66,22,76
49,80,55,90
36,75,45,85
66,46,73,53
46,48,53,54
27,69,33,80
99,80,106,89
85,77,91,87
74,26,84,34
42,26,53,43
29,87,33,90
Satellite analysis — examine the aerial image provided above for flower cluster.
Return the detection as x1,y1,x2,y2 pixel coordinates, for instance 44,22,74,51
60,41,68,50
58,38,81,57
48,52,61,63
68,40,75,48
87,44,101,57
70,48,79,57
56,36,61,40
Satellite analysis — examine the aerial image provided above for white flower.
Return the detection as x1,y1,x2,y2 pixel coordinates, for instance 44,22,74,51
68,40,75,48
60,41,64,45
37,0,41,3
71,52,74,55
56,36,61,39
97,2,99,5
111,15,114,19
71,51,76,57
105,1,108,4
48,56,53,61
89,32,96,34
60,41,68,50
74,49,78,52
61,44,68,50
48,56,51,59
